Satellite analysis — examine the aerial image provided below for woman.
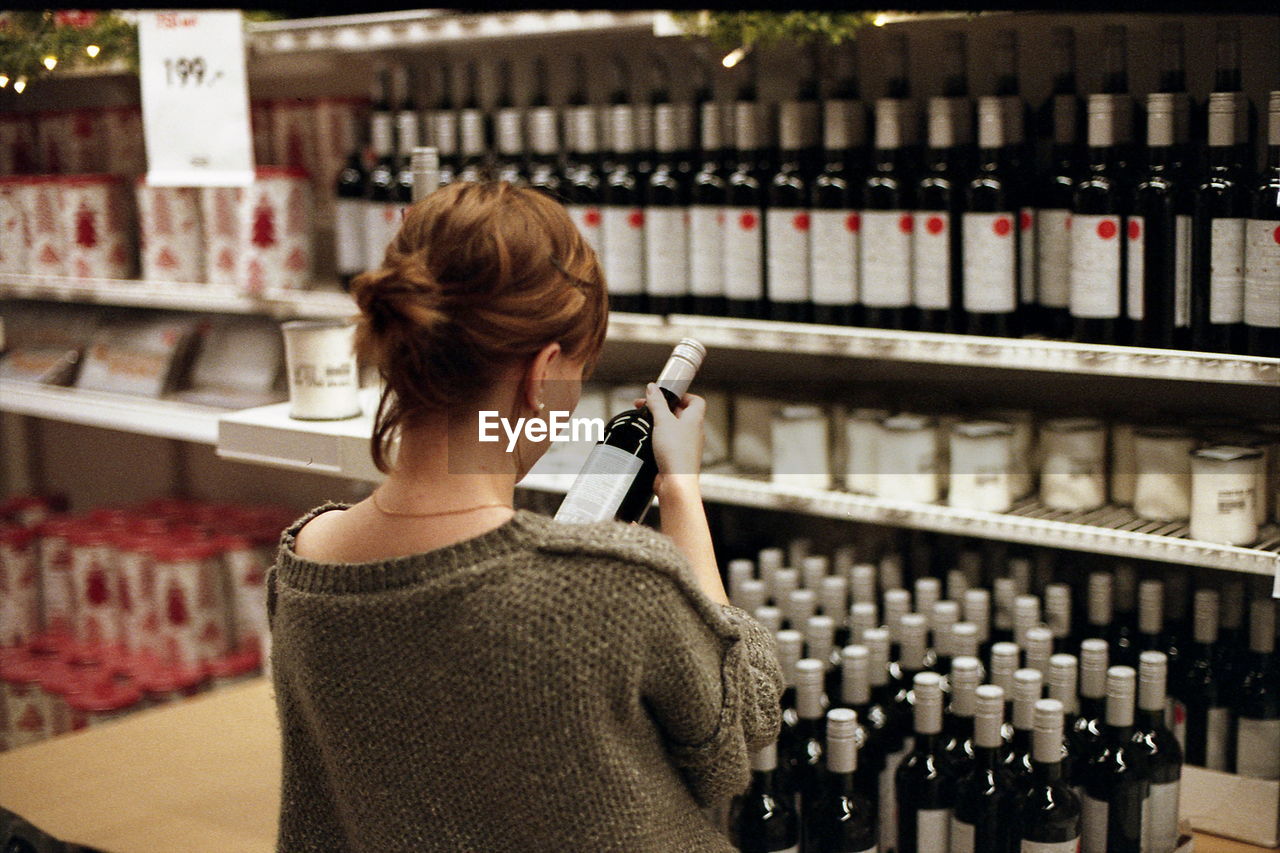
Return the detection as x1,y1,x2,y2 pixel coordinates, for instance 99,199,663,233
268,181,783,852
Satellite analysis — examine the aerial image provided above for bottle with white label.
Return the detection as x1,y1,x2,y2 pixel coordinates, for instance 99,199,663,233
1070,94,1128,346
914,96,965,335
730,740,801,853
364,64,404,272
455,62,487,184
1080,666,1148,853
895,672,957,853
768,85,819,323
1171,589,1232,771
811,56,866,328
644,57,693,317
806,707,878,853
526,57,561,199
600,57,646,315
1191,91,1249,354
1244,91,1280,358
1133,651,1183,853
724,54,769,320
1035,27,1083,341
491,59,526,186
561,55,604,258
859,98,915,331
951,684,1013,853
1132,92,1194,350
689,63,729,318
335,91,370,290
1233,598,1280,781
1013,698,1082,853
427,63,457,188
553,339,704,524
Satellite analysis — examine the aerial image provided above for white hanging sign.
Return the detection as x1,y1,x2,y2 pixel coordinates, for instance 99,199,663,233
138,10,254,186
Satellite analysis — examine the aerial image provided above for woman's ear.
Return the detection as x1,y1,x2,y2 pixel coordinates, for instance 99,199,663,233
521,341,563,414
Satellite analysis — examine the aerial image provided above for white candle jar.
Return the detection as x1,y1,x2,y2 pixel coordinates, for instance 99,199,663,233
843,407,889,495
1039,417,1107,511
948,420,1015,512
1132,428,1195,522
1190,446,1263,546
281,320,362,420
877,414,939,504
771,405,832,492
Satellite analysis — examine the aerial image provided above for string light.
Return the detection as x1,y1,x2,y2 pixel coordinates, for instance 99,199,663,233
13,77,27,94
42,55,58,71
86,44,101,58
722,46,749,68
873,14,889,27
0,74,8,88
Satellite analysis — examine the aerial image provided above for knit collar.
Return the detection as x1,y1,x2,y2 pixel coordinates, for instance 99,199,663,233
275,503,553,594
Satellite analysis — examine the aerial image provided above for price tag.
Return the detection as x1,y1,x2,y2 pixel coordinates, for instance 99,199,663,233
138,11,254,186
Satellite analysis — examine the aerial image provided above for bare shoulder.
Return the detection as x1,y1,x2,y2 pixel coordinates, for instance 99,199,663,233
291,505,352,561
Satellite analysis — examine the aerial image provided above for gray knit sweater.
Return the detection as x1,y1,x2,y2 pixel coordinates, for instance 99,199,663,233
268,505,783,852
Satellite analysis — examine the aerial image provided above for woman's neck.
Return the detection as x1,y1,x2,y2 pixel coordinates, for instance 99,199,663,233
380,413,520,513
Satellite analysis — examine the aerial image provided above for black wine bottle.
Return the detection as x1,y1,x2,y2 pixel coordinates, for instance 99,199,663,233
1244,92,1280,358
1003,668,1043,787
1070,94,1128,345
1111,565,1139,669
943,655,982,775
644,56,693,317
807,707,878,853
1190,91,1250,354
455,61,487,183
962,97,1020,338
859,98,915,331
1233,598,1279,781
1013,698,1083,853
1071,639,1108,795
1174,589,1235,772
963,589,992,661
335,73,374,289
689,63,729,318
553,340,704,523
786,658,829,817
989,641,1020,742
1212,21,1257,170
1085,572,1113,645
867,627,910,853
767,66,821,324
992,29,1037,334
724,54,769,320
1035,27,1083,340
1081,666,1149,853
731,740,802,853
364,64,402,272
913,96,965,334
950,684,1014,853
492,59,526,186
562,55,604,257
601,58,646,315
822,575,851,651
1098,25,1138,176
837,644,890,803
1044,584,1072,654
930,600,961,678
526,57,562,199
895,672,957,853
778,629,805,738
1047,652,1081,786
393,68,421,208
1134,651,1184,853
426,63,457,188
1217,580,1247,690
1135,580,1168,658
1132,92,1195,350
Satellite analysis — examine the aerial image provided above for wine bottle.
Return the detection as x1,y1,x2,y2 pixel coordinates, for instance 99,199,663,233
807,707,878,853
895,672,957,853
455,61,487,183
689,62,729,318
1134,651,1183,853
989,642,1021,742
1084,572,1113,645
810,50,865,327
931,601,961,678
1132,92,1195,350
1191,91,1250,354
778,629,805,736
1098,25,1137,176
1013,594,1040,651
859,97,915,331
786,589,818,632
868,627,910,853
1244,91,1280,358
526,57,562,199
1136,580,1168,658
1043,584,1072,654
822,576,851,650
394,69,421,209
364,64,402,272
950,684,1014,853
1070,94,1129,345
1004,668,1044,787
767,63,821,324
1013,698,1082,853
724,54,769,320
1217,581,1246,689
963,589,992,660
731,740,802,853
553,339,704,523
992,578,1017,647
1157,22,1197,166
915,578,941,627
601,58,647,315
786,658,829,819
992,29,1037,333
1081,666,1148,853
644,56,693,317
1212,21,1257,170
1072,639,1109,794
838,644,891,804
562,55,604,257
491,59,526,186
1036,27,1083,340
1047,652,1081,786
336,75,373,289
427,63,457,188
943,655,982,776
1233,598,1279,780
807,615,839,689
914,96,965,335
1023,628,1052,683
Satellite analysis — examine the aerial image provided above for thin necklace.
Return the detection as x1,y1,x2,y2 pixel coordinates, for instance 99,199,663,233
371,489,512,519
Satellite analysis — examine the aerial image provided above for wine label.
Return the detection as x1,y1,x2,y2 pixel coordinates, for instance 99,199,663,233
689,206,724,298
363,201,402,271
1037,209,1071,309
723,206,765,301
1126,215,1145,321
1205,705,1231,772
1069,214,1123,319
644,207,690,297
949,816,976,853
1019,208,1037,305
334,198,366,276
1021,839,1081,853
1209,217,1246,324
810,209,859,307
1081,794,1108,853
1147,779,1182,853
860,210,913,308
1236,717,1280,780
1175,215,1192,328
917,808,951,853
963,212,1017,314
913,211,951,310
601,206,645,296
1244,219,1280,329
766,208,811,303
554,444,645,524
565,205,603,256
879,748,907,852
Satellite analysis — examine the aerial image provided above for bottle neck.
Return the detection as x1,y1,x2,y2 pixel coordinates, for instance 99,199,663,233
1031,757,1066,784
1137,707,1165,732
1267,144,1280,170
972,743,1001,769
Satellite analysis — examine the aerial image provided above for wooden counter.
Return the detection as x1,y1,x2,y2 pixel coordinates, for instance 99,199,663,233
0,679,1274,852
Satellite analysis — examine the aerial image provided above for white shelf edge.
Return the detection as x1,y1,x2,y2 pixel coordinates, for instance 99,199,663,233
0,380,223,444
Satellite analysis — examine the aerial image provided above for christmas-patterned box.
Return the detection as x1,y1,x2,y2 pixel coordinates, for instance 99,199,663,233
0,115,38,176
250,99,275,171
61,174,136,280
21,176,67,276
0,177,29,275
199,186,243,287
236,167,314,295
136,182,205,283
102,106,146,176
36,108,103,174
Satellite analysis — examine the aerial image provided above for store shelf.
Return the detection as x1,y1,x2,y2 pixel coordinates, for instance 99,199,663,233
0,380,224,444
246,10,666,54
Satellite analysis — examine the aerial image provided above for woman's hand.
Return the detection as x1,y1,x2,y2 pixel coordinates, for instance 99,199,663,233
641,383,705,482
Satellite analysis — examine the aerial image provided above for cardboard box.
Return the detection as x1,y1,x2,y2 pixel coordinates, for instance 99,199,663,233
1182,764,1280,849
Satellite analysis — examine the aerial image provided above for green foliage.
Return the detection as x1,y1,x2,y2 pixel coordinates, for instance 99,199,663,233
672,10,876,51
0,10,139,84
